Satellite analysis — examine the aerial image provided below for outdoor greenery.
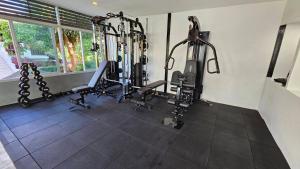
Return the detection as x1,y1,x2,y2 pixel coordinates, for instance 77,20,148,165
0,19,14,55
14,22,54,56
0,18,96,73
82,32,96,70
57,29,95,72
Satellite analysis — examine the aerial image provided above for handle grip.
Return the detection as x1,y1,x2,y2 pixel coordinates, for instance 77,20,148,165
167,57,175,70
207,58,220,74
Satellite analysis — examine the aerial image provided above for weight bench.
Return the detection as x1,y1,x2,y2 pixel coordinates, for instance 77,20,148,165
69,61,108,109
131,80,166,109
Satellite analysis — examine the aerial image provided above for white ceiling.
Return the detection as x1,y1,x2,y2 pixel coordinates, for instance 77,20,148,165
39,0,283,16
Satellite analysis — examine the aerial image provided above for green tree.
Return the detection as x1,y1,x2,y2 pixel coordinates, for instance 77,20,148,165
14,22,54,57
58,30,80,72
0,19,13,50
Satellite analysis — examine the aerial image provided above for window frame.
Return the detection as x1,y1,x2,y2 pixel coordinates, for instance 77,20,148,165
0,8,96,82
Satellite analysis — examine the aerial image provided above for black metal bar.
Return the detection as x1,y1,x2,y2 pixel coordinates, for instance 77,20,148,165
103,32,109,61
164,13,172,93
130,22,135,86
267,25,286,77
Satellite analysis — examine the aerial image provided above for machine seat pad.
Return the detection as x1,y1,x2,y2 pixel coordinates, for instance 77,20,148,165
170,71,183,86
170,87,177,92
138,80,166,95
167,99,176,105
72,85,90,92
182,89,193,94
179,102,190,108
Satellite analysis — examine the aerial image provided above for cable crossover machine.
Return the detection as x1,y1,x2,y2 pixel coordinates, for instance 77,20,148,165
90,12,152,102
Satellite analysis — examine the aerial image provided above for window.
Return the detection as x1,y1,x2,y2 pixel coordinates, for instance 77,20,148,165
0,3,95,81
82,32,96,70
0,19,19,80
58,29,83,72
13,21,59,73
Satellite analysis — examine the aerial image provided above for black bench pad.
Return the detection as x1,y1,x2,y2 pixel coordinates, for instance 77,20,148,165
138,80,166,95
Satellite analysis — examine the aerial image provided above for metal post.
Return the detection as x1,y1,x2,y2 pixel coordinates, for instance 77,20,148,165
164,13,172,93
92,24,99,68
50,27,60,72
267,25,287,77
145,17,149,86
8,20,22,68
79,31,86,71
55,7,67,73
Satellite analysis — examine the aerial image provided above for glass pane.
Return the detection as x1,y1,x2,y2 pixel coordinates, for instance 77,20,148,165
82,32,96,70
0,19,19,80
62,29,83,72
14,21,58,73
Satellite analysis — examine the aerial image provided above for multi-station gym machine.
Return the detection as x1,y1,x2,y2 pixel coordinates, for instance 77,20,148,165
163,16,220,129
91,12,149,102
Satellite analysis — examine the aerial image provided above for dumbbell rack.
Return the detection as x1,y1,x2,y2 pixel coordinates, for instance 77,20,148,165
18,63,54,108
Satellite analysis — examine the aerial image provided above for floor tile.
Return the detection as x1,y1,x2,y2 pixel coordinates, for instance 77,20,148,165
32,137,79,169
0,129,17,145
12,111,78,139
20,125,69,153
106,140,161,169
14,155,40,169
153,152,202,169
167,133,211,167
4,108,59,129
99,110,133,128
180,120,215,140
246,124,277,147
32,121,111,169
207,147,254,169
214,118,248,139
250,141,290,169
119,117,176,151
3,140,28,162
54,147,111,169
212,132,252,159
20,113,93,153
0,119,9,131
89,130,135,160
216,110,245,125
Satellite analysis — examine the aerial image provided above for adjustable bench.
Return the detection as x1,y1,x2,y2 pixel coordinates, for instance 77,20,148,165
69,61,108,109
131,80,166,109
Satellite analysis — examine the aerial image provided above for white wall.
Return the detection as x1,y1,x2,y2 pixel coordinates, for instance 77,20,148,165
0,72,94,107
259,78,300,169
140,1,285,109
273,23,300,79
139,14,168,91
287,40,300,94
282,0,300,25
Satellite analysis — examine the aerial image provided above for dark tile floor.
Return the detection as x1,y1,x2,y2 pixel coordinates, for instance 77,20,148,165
0,95,290,169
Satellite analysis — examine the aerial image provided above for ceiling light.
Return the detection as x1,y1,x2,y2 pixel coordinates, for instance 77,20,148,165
92,0,98,6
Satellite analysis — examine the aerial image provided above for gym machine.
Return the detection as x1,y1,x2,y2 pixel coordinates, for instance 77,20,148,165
91,16,123,99
91,12,149,102
163,16,220,129
70,61,108,109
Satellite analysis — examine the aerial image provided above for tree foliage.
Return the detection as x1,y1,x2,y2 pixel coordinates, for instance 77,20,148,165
0,19,95,72
0,19,13,48
14,22,54,56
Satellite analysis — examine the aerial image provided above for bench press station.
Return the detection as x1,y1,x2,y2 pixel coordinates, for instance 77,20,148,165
131,80,166,109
